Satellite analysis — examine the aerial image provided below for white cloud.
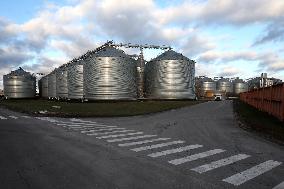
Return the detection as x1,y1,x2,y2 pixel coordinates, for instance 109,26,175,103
198,50,258,62
253,19,284,45
180,34,216,58
197,50,284,75
258,52,284,72
219,66,241,77
158,0,284,25
0,0,284,86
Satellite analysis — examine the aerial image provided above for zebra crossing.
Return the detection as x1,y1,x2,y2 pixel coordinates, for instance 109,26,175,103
38,117,283,188
0,115,31,120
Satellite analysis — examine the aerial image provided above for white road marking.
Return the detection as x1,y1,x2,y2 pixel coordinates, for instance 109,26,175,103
191,154,251,173
272,181,284,189
65,126,112,129
22,116,31,118
35,117,49,121
9,116,18,119
222,160,282,186
36,117,56,122
58,124,117,128
56,123,93,126
118,138,171,147
70,118,96,123
69,120,115,126
169,149,225,165
148,144,203,158
107,135,157,142
62,125,98,128
0,116,7,120
80,128,125,133
86,130,135,136
72,127,118,131
38,117,57,122
131,140,185,152
67,127,97,131
96,132,144,139
57,122,116,127
41,117,58,123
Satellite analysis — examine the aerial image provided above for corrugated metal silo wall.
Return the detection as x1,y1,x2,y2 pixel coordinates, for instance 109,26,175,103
234,82,248,95
41,76,49,98
67,63,84,99
216,80,233,93
48,73,56,98
201,81,216,96
84,56,137,100
38,79,42,97
56,68,68,98
145,59,196,99
3,75,36,98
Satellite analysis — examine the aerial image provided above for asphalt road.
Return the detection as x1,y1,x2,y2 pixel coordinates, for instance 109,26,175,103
0,100,283,189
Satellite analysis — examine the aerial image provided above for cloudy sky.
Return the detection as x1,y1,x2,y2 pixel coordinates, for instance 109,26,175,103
0,0,284,88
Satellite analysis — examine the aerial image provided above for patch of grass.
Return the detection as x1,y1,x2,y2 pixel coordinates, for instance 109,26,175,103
0,99,201,117
233,100,284,142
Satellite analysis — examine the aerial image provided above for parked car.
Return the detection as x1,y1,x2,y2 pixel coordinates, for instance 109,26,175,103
214,94,222,101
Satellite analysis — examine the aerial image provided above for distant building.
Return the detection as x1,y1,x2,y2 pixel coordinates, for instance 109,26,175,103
248,73,282,90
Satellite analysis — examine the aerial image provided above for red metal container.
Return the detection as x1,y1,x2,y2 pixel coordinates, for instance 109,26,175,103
240,83,284,121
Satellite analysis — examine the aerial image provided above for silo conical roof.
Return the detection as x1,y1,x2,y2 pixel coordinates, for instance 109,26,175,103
218,77,230,82
5,67,35,80
94,46,128,58
151,50,190,61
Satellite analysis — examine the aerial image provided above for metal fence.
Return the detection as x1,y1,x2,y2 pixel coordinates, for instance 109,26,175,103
239,83,284,121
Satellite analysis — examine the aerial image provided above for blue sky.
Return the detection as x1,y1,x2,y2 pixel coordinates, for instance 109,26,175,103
0,0,284,88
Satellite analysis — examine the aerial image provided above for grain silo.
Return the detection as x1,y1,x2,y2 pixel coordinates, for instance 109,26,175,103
216,77,233,93
3,67,36,98
67,59,84,100
136,57,145,98
39,76,48,98
48,70,57,99
233,78,248,95
144,50,196,99
56,65,68,99
199,77,216,98
83,46,137,100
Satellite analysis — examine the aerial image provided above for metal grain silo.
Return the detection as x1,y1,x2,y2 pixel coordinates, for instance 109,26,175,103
39,76,48,98
48,71,56,99
38,78,42,97
233,78,248,95
145,50,196,99
56,65,68,99
216,78,233,93
83,46,137,100
136,57,145,98
3,67,36,98
200,77,216,98
67,59,84,100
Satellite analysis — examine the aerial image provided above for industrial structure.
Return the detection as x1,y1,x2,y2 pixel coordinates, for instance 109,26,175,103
83,46,137,100
67,59,84,100
3,67,36,98
145,50,196,99
247,73,282,90
36,41,196,101
56,65,68,99
6,41,281,101
195,76,216,98
195,76,250,99
47,70,57,98
38,76,48,98
233,77,249,95
216,77,233,94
